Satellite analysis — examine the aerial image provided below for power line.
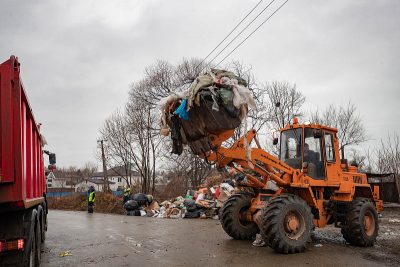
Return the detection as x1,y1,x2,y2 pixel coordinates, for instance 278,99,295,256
200,0,277,72
196,0,265,69
215,0,289,67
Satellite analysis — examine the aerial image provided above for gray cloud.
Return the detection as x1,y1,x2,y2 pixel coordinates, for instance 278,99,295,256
1,0,398,167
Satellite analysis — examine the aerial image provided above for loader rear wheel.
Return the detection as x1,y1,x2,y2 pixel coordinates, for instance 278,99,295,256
220,192,259,240
341,198,378,246
261,194,313,254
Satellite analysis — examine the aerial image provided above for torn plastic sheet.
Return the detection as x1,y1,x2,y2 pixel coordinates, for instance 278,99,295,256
174,99,189,120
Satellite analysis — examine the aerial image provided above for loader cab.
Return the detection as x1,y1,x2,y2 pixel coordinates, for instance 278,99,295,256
279,123,339,180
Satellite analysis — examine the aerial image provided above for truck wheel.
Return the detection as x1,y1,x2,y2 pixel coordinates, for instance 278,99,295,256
261,194,313,254
34,219,41,266
220,192,259,240
41,203,47,242
27,229,36,267
41,207,46,242
341,198,378,246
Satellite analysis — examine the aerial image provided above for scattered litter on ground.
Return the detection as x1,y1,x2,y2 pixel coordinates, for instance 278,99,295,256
252,234,266,247
59,250,72,257
123,178,238,220
314,244,323,247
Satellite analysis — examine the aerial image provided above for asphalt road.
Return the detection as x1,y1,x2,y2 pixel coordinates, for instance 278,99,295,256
41,210,391,267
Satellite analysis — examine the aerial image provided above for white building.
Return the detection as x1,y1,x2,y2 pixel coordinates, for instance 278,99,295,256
75,179,115,192
91,166,141,191
46,171,78,192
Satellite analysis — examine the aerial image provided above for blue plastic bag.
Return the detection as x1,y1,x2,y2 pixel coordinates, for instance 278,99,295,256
174,99,189,120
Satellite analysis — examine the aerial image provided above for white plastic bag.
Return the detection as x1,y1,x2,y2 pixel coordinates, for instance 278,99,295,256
232,84,256,110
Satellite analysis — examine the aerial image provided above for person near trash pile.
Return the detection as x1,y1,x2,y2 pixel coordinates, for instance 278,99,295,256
87,185,95,213
146,195,153,205
123,187,131,204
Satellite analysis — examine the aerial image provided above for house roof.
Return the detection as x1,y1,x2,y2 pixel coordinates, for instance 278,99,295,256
87,179,116,185
92,165,140,178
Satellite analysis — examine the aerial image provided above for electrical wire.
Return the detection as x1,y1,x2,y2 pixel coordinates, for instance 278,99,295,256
195,0,265,70
200,0,277,72
215,0,289,67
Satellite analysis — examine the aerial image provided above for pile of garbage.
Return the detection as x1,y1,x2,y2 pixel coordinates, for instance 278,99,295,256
123,181,236,219
159,69,256,155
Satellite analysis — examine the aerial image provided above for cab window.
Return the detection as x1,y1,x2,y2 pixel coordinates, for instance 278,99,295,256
324,133,335,162
304,128,324,179
280,129,302,169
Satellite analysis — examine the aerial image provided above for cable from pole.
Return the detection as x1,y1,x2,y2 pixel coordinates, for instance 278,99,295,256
195,0,265,70
200,0,277,72
215,0,289,68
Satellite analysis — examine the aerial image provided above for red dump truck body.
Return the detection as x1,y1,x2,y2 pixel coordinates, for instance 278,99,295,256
0,56,50,266
0,55,46,210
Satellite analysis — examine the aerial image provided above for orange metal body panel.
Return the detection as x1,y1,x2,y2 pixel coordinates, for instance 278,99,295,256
200,122,381,227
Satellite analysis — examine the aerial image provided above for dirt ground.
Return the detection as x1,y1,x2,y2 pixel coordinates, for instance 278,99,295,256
312,207,400,267
41,208,400,267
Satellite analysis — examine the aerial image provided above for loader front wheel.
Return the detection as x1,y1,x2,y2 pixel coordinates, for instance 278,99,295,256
261,194,313,254
220,192,259,240
341,198,378,247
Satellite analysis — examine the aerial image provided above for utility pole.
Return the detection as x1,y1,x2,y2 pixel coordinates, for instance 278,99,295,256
97,139,108,192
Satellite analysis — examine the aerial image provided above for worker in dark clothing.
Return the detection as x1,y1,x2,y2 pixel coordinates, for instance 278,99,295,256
123,187,131,205
88,185,95,213
304,143,317,178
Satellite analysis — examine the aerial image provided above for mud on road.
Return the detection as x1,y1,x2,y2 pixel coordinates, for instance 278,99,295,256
42,209,400,267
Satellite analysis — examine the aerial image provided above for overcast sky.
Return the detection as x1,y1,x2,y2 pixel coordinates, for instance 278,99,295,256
1,0,399,168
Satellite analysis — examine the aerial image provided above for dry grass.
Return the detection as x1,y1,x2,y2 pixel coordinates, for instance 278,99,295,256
48,193,124,214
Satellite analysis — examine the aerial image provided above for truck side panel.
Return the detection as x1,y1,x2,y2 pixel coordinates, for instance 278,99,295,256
0,56,45,207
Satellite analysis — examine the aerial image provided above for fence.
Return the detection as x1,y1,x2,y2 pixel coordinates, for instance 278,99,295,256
47,191,123,198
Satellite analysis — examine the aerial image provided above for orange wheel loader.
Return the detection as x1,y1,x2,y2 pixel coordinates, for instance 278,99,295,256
196,120,382,254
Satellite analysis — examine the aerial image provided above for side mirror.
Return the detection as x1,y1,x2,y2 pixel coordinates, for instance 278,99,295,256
272,138,279,145
313,129,322,138
49,153,56,165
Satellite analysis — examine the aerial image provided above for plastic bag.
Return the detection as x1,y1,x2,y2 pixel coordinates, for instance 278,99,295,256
232,84,256,110
174,99,189,120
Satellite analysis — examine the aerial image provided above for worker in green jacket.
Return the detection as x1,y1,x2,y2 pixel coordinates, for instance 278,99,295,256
123,187,131,204
88,185,95,213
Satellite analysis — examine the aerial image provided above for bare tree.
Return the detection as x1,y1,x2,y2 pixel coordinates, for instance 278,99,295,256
124,95,162,194
130,58,208,108
100,110,134,188
311,102,367,159
348,148,374,172
174,58,206,86
375,133,400,197
163,149,213,190
250,81,306,156
81,162,98,179
262,81,306,130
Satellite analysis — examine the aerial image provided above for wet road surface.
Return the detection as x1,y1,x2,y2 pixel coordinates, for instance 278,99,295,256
41,210,390,267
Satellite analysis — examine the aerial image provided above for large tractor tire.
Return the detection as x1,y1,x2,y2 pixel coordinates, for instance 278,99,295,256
220,192,259,240
341,198,378,246
261,194,313,254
